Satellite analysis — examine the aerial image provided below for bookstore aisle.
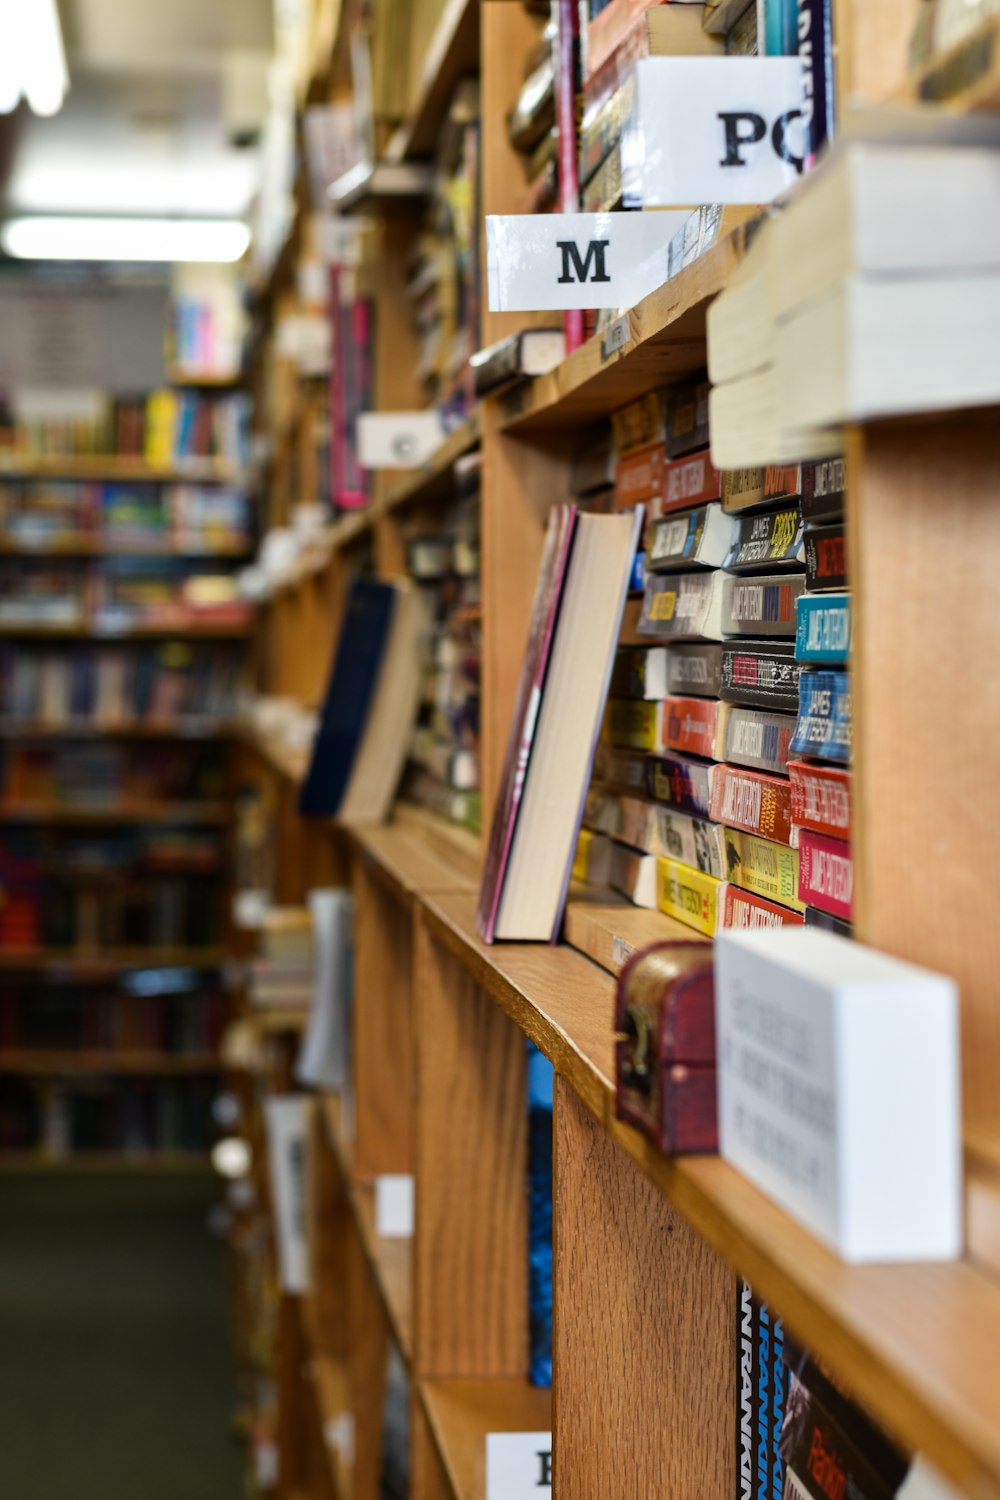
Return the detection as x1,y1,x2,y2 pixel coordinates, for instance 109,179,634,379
4,3,1000,1500
0,1173,242,1500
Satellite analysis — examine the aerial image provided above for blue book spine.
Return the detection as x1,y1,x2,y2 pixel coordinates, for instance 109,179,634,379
527,1041,553,1389
790,669,851,763
763,0,800,54
630,550,646,594
795,591,850,663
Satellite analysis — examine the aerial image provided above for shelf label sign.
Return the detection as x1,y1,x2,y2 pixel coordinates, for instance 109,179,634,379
374,1174,414,1238
487,211,688,312
486,1433,552,1499
627,57,806,207
356,411,445,468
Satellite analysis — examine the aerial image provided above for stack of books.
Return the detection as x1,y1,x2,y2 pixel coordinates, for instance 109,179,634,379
0,1076,216,1158
0,391,251,466
580,375,850,937
0,973,226,1054
402,452,482,833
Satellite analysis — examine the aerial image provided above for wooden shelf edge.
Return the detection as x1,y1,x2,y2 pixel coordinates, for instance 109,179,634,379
0,947,225,974
239,724,311,787
420,1377,552,1500
417,889,1000,1496
897,14,1000,110
346,818,477,908
494,227,749,434
0,456,250,485
0,537,252,559
0,619,254,641
0,1051,220,1076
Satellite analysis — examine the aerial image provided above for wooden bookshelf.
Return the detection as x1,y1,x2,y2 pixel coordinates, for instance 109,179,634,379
0,618,253,640
0,1051,220,1076
0,947,226,975
0,455,250,485
0,719,233,740
0,536,252,559
230,3,1000,1500
0,801,230,825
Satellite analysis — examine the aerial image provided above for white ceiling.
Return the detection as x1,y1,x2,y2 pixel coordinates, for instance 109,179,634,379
5,0,274,219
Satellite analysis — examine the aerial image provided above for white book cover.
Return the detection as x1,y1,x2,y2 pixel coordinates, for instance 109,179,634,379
296,888,354,1092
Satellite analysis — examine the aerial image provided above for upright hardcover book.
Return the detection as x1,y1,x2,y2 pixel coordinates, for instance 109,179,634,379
478,505,641,941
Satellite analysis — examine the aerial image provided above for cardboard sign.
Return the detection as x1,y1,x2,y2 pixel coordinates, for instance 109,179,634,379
485,1432,553,1500
715,929,961,1262
356,411,445,468
486,210,688,313
627,57,806,207
375,1174,414,1238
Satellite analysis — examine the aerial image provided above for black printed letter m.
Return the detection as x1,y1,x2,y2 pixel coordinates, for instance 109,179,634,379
556,239,611,284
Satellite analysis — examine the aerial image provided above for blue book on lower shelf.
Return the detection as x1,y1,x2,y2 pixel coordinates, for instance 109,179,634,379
528,1041,554,1388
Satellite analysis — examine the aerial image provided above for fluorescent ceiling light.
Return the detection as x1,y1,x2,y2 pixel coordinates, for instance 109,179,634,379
2,216,251,264
0,0,68,117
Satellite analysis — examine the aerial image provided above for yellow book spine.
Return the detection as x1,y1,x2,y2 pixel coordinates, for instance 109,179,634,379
605,698,660,751
723,828,804,912
655,857,721,937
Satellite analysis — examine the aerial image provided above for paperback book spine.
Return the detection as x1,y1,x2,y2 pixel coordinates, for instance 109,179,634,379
788,759,852,838
646,751,718,818
798,0,836,166
649,504,738,573
724,705,796,775
723,827,804,912
665,381,711,457
615,441,665,508
710,763,795,844
721,466,765,514
605,697,661,751
797,829,853,921
658,451,722,518
611,391,666,456
662,694,728,759
666,642,724,698
803,523,847,591
723,573,804,637
804,905,853,938
721,883,804,929
795,592,851,664
720,640,801,711
610,646,668,699
593,742,648,795
799,455,846,523
640,570,724,641
645,804,727,879
790,670,852,764
725,506,803,571
656,857,722,936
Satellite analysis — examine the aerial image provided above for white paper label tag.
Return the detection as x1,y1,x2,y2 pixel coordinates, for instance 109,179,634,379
374,1174,414,1238
486,210,688,312
631,57,805,207
486,1432,553,1499
356,411,445,468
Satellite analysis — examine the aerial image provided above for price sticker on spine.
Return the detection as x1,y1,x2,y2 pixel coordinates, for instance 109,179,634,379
486,1433,552,1499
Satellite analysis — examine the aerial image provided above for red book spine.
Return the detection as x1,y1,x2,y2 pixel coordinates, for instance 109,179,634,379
720,885,805,929
797,829,853,921
788,759,852,838
657,450,722,518
615,441,665,508
662,694,720,759
710,764,794,844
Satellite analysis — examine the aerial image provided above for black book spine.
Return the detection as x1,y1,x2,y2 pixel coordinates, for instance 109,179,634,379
803,523,848,591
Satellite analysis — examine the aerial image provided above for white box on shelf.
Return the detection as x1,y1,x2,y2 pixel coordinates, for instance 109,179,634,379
715,927,962,1262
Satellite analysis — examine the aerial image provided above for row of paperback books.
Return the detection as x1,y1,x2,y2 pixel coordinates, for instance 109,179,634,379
401,452,483,834
0,1077,215,1157
575,375,851,937
0,741,225,808
0,390,251,466
0,982,226,1055
0,480,253,550
0,643,244,728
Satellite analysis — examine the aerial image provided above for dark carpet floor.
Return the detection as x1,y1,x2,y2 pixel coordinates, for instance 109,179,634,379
0,1172,245,1500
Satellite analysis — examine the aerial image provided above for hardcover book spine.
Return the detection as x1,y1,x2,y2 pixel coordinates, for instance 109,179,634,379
724,705,796,775
710,764,794,844
723,574,804,637
659,452,722,517
656,857,722,936
646,751,717,818
666,642,724,698
797,829,853,921
662,694,726,759
721,641,801,711
795,592,851,663
803,523,847,591
726,506,803,571
788,759,852,838
799,455,846,523
790,670,852,764
723,827,804,912
721,884,805,929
